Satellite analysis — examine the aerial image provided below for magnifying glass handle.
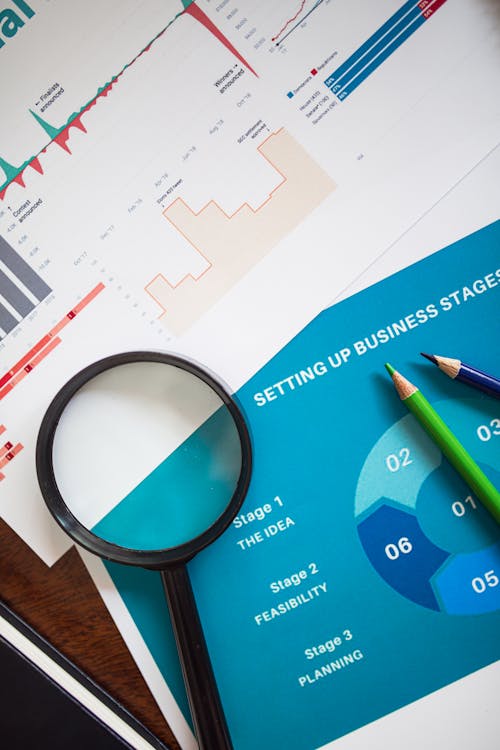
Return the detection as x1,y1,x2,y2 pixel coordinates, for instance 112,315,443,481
161,565,233,750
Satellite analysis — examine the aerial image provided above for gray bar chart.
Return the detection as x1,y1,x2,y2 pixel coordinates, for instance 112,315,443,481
0,302,18,335
0,235,52,337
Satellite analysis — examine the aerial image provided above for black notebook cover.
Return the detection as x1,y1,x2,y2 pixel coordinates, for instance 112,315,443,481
0,600,171,750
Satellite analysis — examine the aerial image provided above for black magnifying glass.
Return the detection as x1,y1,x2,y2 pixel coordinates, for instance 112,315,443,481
35,351,252,750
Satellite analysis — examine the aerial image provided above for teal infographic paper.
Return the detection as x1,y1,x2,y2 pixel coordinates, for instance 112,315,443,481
105,220,500,748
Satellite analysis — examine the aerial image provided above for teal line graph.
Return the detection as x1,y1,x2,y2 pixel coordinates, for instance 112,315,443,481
0,6,183,197
0,1,256,199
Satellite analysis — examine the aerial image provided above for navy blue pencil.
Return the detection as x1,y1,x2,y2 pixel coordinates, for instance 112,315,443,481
421,353,500,399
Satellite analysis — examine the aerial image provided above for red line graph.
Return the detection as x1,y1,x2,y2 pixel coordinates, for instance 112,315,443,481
0,3,257,201
185,4,257,75
272,0,307,41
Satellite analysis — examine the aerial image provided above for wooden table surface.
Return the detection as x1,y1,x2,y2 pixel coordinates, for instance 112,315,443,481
0,517,180,749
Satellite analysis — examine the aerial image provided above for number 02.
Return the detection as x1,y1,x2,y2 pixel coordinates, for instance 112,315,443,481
385,448,412,473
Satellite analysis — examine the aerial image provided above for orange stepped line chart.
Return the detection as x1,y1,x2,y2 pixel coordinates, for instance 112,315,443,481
146,128,336,334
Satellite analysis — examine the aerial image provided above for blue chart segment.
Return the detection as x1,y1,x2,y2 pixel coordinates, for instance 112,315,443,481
355,397,500,615
435,545,500,615
358,504,449,610
324,0,448,101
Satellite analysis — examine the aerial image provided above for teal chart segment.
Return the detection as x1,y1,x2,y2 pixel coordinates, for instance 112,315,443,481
356,401,500,615
103,220,500,749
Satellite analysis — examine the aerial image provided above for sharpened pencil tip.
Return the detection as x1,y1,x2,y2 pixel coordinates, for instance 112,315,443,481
420,352,437,365
384,363,395,376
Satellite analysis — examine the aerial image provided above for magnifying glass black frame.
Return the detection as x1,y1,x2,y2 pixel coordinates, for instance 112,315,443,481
36,351,253,750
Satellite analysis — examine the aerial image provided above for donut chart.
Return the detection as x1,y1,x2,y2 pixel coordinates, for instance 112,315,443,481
355,398,500,615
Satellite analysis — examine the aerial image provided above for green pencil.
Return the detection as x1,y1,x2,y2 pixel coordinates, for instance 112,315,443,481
385,363,500,524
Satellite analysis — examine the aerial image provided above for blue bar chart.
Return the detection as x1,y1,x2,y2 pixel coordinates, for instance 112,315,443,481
324,0,448,101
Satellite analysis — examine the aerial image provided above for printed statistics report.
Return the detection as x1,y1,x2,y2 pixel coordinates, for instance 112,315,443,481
0,0,499,747
85,146,500,750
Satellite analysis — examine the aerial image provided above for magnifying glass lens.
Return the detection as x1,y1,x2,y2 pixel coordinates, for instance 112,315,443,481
51,361,242,551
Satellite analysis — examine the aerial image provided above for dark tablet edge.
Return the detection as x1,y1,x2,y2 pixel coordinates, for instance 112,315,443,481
0,599,172,750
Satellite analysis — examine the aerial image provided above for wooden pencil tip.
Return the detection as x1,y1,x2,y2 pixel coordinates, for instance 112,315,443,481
384,363,395,376
420,352,437,365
